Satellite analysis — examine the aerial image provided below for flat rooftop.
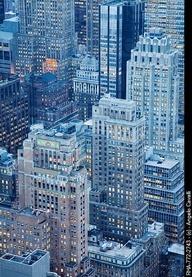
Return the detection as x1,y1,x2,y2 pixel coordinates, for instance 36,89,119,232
0,31,13,40
1,250,47,266
168,243,184,256
145,158,179,169
89,241,142,262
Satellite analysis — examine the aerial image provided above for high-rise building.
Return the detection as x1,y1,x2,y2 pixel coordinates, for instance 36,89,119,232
17,121,94,277
0,0,4,23
75,0,87,47
0,74,29,156
73,55,99,121
90,95,148,243
0,148,16,206
145,0,184,128
144,151,184,243
25,72,78,128
127,29,179,152
99,0,145,99
87,0,101,59
0,250,60,277
16,0,75,79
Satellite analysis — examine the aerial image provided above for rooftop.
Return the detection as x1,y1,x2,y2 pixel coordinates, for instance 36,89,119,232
89,240,143,263
1,250,47,266
0,31,13,41
145,158,179,169
4,16,19,23
168,243,184,256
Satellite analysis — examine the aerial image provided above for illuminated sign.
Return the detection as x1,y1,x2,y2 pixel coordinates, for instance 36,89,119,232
37,139,60,149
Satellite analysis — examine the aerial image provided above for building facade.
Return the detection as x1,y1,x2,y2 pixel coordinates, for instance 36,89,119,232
144,152,184,243
73,55,99,121
75,0,87,47
0,74,29,155
90,95,148,243
25,72,78,128
99,0,145,99
16,0,75,80
0,0,4,23
87,0,101,59
127,29,179,152
0,31,16,74
145,0,184,128
17,121,94,277
0,206,51,256
0,148,16,206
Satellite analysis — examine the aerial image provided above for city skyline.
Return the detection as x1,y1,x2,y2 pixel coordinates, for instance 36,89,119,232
0,0,185,277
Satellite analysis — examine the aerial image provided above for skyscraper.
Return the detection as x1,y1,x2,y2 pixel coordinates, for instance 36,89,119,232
99,0,145,99
75,0,87,47
127,29,179,152
0,74,30,155
17,122,94,276
73,55,99,121
87,0,101,59
90,95,148,243
145,0,184,130
16,0,75,79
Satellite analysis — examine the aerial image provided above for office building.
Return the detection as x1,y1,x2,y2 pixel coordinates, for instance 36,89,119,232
73,55,99,121
88,222,166,277
16,0,75,79
0,250,60,277
144,152,184,243
87,0,101,59
0,31,16,74
75,0,87,47
145,0,184,127
89,239,145,276
0,74,29,155
25,72,78,128
99,0,145,99
17,121,94,276
90,95,148,243
127,29,179,152
0,206,51,256
0,0,4,24
0,148,16,206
